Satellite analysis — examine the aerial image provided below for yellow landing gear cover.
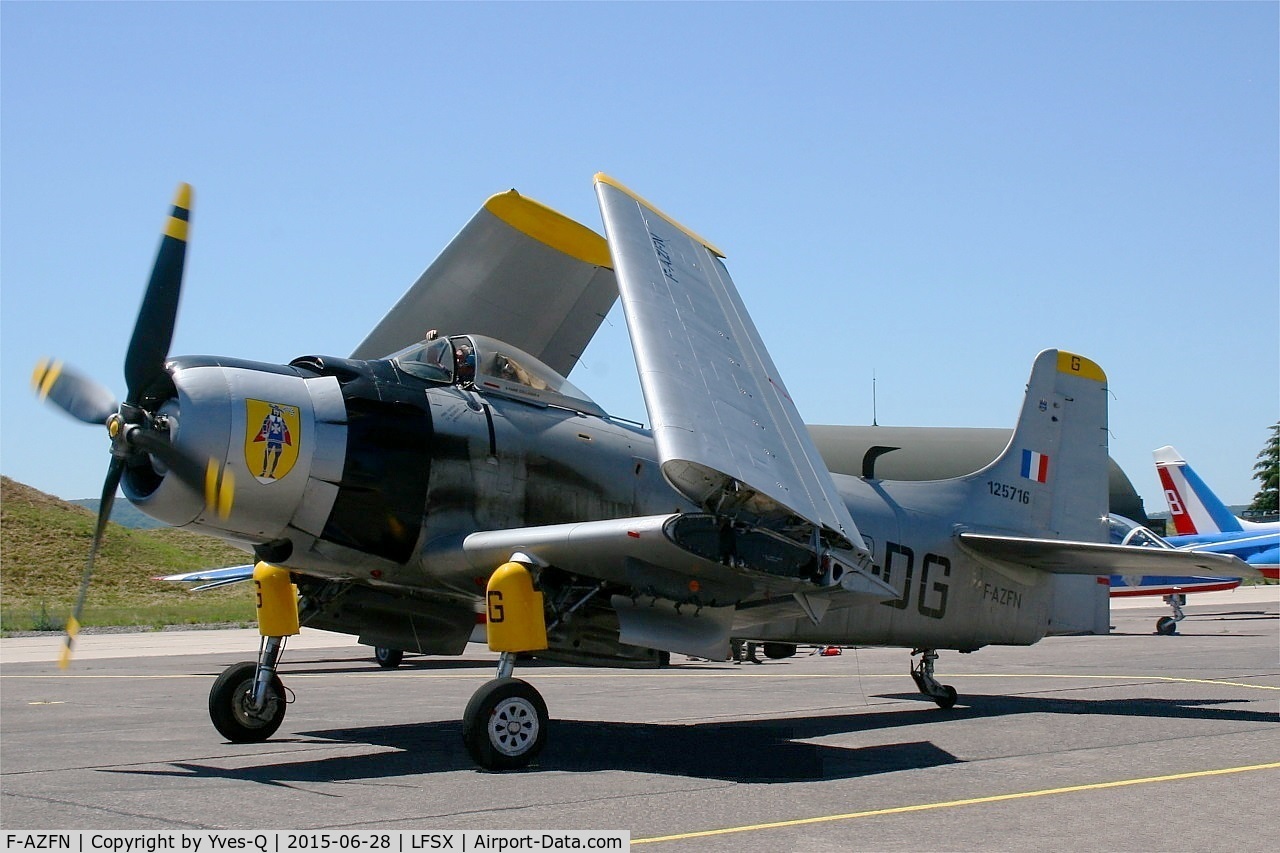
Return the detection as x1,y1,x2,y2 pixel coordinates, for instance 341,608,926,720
253,562,300,637
485,562,548,652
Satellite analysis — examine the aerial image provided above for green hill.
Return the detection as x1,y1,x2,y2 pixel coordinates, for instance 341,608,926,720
1,476,256,632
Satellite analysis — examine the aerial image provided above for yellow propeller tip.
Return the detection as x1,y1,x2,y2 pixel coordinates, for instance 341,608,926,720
31,358,61,397
173,183,193,210
204,460,234,519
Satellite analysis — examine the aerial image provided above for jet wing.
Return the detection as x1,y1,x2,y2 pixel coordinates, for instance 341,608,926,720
958,533,1258,578
593,174,873,570
351,190,617,378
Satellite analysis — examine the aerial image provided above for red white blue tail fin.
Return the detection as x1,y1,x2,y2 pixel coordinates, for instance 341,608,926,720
1153,446,1245,536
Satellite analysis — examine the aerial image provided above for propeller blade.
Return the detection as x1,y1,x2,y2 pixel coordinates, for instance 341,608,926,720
124,183,191,404
59,456,124,669
128,429,235,519
31,359,119,425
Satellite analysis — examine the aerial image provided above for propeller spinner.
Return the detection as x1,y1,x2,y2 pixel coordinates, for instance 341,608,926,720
31,183,234,667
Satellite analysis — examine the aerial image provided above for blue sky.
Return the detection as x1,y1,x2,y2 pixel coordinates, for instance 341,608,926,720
2,2,1276,513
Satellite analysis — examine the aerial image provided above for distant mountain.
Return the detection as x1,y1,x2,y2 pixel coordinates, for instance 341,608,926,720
70,498,168,529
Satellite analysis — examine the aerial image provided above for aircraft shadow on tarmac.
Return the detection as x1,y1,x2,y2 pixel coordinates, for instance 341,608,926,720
105,692,1274,786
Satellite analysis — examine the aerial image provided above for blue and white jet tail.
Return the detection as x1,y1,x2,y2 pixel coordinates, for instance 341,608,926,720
1155,446,1247,536
1153,445,1279,579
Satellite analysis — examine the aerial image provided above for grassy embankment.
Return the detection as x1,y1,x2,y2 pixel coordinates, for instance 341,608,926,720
1,476,255,633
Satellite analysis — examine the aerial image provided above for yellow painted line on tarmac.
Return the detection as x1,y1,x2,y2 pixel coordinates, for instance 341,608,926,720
632,762,1280,845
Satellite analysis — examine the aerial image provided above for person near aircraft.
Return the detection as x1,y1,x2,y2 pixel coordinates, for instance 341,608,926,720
730,639,761,664
454,343,476,384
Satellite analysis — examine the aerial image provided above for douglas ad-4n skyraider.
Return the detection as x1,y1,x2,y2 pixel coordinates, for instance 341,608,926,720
34,175,1253,769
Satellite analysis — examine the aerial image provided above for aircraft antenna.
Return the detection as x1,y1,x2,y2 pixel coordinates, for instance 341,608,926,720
872,370,878,426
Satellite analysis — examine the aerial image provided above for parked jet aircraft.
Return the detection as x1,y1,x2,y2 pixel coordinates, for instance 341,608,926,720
34,176,1252,769
1103,514,1240,634
1155,445,1279,580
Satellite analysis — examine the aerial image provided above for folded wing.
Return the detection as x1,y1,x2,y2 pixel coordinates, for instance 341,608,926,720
593,175,874,578
352,190,617,377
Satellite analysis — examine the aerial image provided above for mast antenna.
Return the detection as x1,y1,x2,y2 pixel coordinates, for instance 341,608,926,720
872,369,878,426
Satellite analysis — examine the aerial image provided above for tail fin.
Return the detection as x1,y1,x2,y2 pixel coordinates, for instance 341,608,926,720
962,349,1110,542
1153,446,1244,535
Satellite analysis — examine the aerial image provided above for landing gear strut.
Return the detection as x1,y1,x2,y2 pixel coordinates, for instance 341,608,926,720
209,636,288,742
1156,593,1186,635
910,648,958,709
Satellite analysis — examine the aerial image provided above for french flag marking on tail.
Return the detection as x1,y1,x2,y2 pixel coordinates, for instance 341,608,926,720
1021,449,1050,483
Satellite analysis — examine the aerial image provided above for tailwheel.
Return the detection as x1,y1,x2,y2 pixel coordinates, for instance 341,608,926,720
373,647,404,669
462,677,548,770
209,661,286,742
910,648,958,709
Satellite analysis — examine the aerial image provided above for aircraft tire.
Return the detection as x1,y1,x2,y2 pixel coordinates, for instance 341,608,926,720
462,677,548,770
933,685,958,709
374,647,404,669
1156,616,1179,636
209,661,286,743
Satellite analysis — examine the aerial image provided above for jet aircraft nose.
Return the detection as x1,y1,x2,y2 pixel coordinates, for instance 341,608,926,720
124,357,348,549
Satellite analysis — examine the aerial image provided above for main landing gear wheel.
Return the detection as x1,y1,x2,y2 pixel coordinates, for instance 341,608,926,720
1156,616,1179,636
462,677,548,770
209,661,286,742
374,647,404,669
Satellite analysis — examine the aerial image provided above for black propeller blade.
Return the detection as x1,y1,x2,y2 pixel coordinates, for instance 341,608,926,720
59,457,124,669
125,183,190,405
33,183,235,667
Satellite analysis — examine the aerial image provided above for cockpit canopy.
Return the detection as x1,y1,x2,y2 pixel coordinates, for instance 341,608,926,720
391,334,606,417
1107,514,1173,549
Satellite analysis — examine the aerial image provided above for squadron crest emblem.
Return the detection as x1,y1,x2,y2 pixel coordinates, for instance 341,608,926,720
245,399,300,483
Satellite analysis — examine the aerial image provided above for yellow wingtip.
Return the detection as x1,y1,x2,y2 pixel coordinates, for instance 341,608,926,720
593,173,726,258
483,189,612,269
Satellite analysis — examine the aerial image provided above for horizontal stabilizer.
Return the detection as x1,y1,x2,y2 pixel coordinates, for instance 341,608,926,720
958,533,1255,578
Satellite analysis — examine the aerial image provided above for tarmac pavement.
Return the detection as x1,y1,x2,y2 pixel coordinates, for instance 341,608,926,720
1,588,1276,851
